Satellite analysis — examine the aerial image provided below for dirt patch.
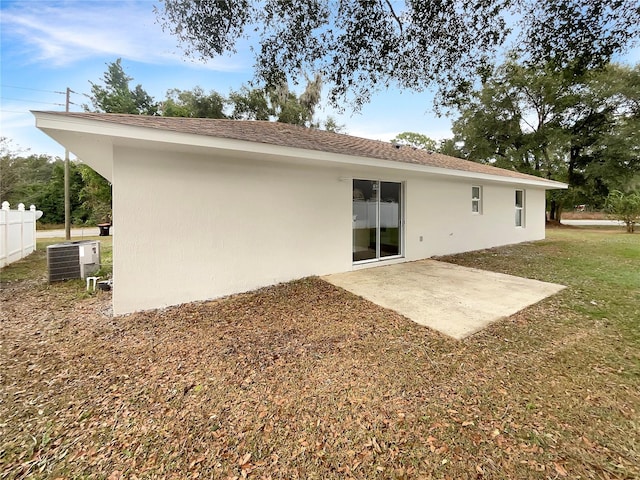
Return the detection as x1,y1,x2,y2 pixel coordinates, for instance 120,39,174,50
545,219,573,229
561,211,608,220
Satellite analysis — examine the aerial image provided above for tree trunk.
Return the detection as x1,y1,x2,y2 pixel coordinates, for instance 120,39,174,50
548,200,563,222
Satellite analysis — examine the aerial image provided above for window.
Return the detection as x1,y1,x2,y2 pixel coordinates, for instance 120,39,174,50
515,190,524,227
471,186,482,214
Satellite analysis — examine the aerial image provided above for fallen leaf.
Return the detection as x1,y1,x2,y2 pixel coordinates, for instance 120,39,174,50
581,436,595,448
554,462,568,477
238,453,251,466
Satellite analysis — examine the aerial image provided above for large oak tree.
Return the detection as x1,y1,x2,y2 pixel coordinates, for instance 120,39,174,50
155,0,639,108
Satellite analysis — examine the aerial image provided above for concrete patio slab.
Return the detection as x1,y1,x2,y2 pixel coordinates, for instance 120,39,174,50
323,260,566,339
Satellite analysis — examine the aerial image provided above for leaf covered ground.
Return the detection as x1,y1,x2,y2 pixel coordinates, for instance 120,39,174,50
1,230,638,479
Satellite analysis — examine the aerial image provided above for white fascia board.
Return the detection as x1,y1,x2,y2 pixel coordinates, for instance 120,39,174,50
33,112,568,190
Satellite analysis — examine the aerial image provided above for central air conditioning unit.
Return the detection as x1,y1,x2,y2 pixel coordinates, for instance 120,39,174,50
47,240,101,282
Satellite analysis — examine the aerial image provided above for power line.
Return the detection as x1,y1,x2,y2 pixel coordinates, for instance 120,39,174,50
1,85,88,103
1,97,66,106
0,84,66,94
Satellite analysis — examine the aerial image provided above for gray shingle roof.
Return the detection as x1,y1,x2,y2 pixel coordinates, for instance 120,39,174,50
37,112,563,185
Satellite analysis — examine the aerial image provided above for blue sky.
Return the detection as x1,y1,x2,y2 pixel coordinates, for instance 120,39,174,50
2,1,639,159
0,0,454,158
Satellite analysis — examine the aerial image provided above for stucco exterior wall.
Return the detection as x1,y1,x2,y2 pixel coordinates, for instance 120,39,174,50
112,146,352,314
112,147,548,314
404,177,546,259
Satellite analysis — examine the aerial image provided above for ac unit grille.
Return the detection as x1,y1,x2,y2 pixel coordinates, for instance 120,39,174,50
47,241,100,282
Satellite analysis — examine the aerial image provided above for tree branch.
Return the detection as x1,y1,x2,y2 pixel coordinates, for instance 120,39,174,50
382,0,403,33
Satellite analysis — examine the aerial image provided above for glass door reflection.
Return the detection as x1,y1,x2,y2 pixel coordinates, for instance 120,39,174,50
352,179,401,262
352,179,378,261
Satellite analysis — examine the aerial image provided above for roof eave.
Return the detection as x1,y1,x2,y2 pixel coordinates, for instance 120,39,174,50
33,111,568,190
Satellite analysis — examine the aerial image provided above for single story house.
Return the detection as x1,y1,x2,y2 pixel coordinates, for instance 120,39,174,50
34,112,567,315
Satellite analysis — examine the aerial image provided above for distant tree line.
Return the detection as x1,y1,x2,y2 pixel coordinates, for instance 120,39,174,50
0,138,111,225
392,61,640,221
1,59,345,225
4,56,638,226
86,59,343,131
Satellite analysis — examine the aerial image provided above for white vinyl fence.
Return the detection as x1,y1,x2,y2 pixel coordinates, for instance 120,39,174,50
0,202,42,268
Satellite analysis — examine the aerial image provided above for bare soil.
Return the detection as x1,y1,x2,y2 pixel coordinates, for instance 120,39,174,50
560,211,608,220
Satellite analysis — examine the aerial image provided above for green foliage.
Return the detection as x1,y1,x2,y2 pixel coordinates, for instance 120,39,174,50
86,59,158,115
156,0,639,109
228,86,271,121
229,75,323,127
605,190,640,233
34,161,86,224
77,164,112,224
451,60,573,176
1,138,58,207
437,138,465,159
1,139,110,225
162,87,227,118
88,59,330,129
450,61,640,219
322,116,346,133
391,132,437,151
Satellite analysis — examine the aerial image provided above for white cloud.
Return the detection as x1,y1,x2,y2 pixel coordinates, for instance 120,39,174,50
1,1,248,72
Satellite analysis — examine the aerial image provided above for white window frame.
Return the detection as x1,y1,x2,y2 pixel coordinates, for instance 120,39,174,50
471,185,482,214
352,179,404,264
515,189,525,227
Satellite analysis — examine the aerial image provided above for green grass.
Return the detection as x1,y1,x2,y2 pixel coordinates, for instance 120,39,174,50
439,228,640,338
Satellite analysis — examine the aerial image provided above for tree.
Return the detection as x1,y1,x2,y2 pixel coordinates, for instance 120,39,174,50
228,86,271,121
229,74,322,127
1,138,114,225
1,137,59,209
391,132,437,151
323,116,346,134
437,138,465,159
77,164,112,224
86,58,158,115
161,87,227,118
568,64,640,205
605,190,640,233
451,60,574,176
1,139,49,219
156,0,639,108
450,61,640,220
34,160,86,224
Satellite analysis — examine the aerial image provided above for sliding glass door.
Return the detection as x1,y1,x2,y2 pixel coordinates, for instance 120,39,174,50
352,179,402,262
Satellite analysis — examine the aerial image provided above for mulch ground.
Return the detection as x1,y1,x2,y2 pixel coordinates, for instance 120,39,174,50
1,271,638,478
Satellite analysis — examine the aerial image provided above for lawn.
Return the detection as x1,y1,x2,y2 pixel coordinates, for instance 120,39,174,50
1,229,638,479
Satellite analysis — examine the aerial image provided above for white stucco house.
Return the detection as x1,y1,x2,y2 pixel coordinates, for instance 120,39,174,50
34,112,567,315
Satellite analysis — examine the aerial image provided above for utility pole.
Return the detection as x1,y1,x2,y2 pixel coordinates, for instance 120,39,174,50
64,87,71,240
